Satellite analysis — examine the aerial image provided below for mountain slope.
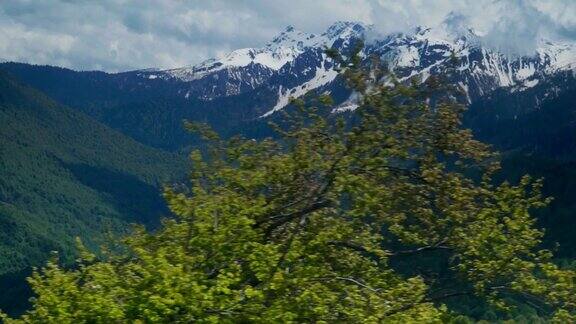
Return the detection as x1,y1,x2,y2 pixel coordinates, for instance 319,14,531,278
0,70,187,277
463,70,576,257
0,63,284,150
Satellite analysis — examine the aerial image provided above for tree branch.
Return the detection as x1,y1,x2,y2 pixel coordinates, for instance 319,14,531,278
262,199,331,237
389,238,451,257
314,276,382,294
389,245,452,257
327,241,385,263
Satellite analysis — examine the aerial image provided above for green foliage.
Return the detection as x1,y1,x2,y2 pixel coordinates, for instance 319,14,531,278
4,53,576,323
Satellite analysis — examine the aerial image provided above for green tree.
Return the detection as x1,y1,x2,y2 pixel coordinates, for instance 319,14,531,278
3,51,575,323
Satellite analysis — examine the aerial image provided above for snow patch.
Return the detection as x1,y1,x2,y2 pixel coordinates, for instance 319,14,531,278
332,92,362,113
395,46,420,67
515,61,536,80
333,103,359,113
261,61,339,117
524,79,539,88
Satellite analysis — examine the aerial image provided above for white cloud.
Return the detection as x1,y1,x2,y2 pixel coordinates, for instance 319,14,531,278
0,0,574,71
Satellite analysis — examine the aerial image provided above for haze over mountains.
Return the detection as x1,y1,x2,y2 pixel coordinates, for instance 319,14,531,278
0,19,575,315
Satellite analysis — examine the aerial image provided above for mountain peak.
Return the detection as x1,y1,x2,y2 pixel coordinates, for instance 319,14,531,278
268,25,315,48
410,18,479,47
324,21,369,40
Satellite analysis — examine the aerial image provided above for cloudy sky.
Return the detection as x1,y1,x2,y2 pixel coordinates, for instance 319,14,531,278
0,0,575,72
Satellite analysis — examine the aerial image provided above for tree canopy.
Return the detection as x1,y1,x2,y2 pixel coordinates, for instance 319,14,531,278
3,50,575,323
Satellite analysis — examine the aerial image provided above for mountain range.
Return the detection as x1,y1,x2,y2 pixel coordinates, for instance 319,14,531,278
138,19,576,111
3,20,575,149
0,19,575,315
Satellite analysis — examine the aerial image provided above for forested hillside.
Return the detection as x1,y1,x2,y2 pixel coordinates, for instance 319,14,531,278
0,71,187,313
0,63,281,151
464,71,576,257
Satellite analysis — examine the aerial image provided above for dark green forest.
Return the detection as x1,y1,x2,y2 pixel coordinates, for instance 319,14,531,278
0,71,187,313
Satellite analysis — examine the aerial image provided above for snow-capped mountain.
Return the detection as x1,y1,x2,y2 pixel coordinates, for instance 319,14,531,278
135,22,365,105
134,20,575,117
370,22,576,102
